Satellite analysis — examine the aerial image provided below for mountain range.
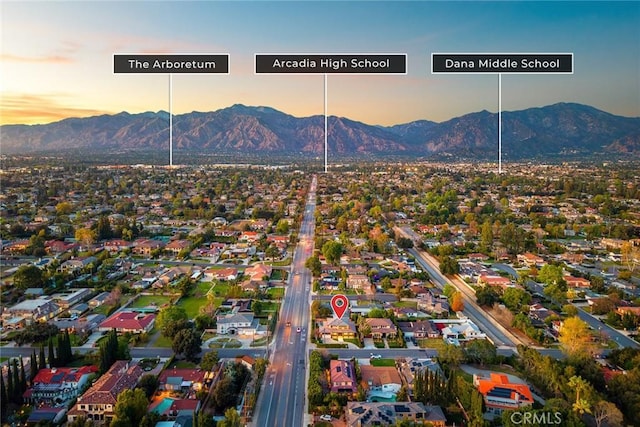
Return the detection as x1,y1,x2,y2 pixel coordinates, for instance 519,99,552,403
1,103,639,158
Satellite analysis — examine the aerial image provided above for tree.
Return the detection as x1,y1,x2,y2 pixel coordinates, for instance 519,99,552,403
213,377,237,410
113,388,148,427
304,255,322,276
590,275,606,293
476,286,499,307
568,375,592,415
0,369,7,416
322,240,343,265
559,317,595,360
593,400,623,427
563,304,578,317
464,340,497,366
156,306,189,338
621,241,639,273
501,287,531,313
451,291,465,312
172,328,202,361
12,264,44,290
439,343,464,367
75,227,97,246
439,256,460,275
200,351,219,371
538,264,565,286
137,374,159,399
480,220,493,252
265,244,280,261
217,408,242,427
275,219,290,234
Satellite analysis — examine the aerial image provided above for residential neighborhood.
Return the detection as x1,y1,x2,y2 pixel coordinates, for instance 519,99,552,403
1,160,639,426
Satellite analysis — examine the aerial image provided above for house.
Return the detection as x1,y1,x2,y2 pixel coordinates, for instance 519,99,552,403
165,240,191,256
517,253,545,267
204,267,238,281
132,239,165,256
150,398,200,418
397,358,442,397
474,373,534,417
51,288,92,309
4,297,60,323
345,402,446,427
67,361,142,425
27,407,67,425
417,291,449,316
398,321,440,339
564,275,591,289
477,274,513,290
243,263,272,281
441,321,486,345
103,239,133,253
360,365,402,399
88,292,111,308
216,307,266,338
364,318,398,339
329,360,358,394
60,256,97,273
347,274,373,293
616,306,640,318
23,366,98,406
51,314,106,334
158,368,207,392
317,317,357,342
98,311,155,334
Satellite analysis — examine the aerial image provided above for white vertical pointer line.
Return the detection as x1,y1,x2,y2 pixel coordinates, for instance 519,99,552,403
324,73,328,174
169,73,173,167
498,72,502,175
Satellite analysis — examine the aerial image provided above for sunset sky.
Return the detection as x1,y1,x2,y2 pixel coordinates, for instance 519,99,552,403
1,1,639,126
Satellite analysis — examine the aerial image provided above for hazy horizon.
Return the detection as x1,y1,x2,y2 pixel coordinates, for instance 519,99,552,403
2,1,639,126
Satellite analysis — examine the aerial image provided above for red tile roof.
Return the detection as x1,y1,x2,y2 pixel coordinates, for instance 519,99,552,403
100,311,155,331
476,373,533,406
32,366,98,385
158,368,207,385
77,361,142,405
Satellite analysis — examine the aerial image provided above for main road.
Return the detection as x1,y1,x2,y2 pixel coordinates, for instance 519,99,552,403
395,227,524,353
252,176,317,427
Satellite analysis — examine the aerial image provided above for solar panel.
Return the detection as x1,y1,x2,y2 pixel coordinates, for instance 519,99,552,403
488,387,513,398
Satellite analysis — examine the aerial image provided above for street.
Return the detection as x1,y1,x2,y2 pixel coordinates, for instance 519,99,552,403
252,175,317,427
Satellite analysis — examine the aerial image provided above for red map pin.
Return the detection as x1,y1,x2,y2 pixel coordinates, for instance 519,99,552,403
330,294,349,319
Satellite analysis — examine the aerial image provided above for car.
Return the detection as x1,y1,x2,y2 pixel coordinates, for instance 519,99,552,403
319,414,332,421
370,353,382,359
296,327,301,333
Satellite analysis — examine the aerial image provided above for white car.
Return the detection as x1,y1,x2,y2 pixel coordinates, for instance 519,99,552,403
370,353,382,359
319,414,332,421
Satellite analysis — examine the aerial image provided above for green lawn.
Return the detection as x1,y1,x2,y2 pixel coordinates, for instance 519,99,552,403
266,287,285,299
0,357,8,363
270,270,287,281
130,295,173,308
418,338,448,351
262,302,280,312
393,301,418,309
196,281,214,294
209,282,231,297
154,335,173,348
177,296,207,318
370,359,396,367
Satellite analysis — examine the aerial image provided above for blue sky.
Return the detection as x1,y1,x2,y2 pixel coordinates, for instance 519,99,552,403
1,1,638,125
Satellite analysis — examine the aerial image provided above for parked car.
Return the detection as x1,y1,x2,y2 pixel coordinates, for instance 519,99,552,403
319,414,332,421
